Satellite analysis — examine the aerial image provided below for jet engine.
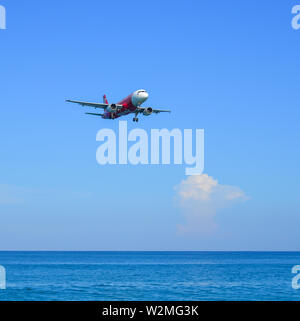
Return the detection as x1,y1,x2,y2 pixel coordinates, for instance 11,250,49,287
143,107,153,116
106,104,117,113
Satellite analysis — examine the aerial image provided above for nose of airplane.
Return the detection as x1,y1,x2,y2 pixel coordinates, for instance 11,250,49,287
138,90,149,101
132,90,149,106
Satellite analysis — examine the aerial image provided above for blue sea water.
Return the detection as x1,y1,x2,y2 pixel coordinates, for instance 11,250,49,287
0,252,300,301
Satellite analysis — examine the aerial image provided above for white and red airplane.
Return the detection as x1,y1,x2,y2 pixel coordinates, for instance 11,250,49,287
66,89,171,122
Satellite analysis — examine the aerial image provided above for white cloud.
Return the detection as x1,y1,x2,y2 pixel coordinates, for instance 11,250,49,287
175,174,248,235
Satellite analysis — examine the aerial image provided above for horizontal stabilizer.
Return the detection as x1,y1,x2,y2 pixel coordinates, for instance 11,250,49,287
85,112,104,117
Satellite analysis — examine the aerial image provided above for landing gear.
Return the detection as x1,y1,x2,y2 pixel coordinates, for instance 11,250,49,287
133,112,139,122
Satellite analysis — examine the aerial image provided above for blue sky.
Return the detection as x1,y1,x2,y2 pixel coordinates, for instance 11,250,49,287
0,0,299,250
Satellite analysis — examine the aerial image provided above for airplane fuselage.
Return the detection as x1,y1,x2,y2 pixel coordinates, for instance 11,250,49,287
103,90,149,119
66,89,170,122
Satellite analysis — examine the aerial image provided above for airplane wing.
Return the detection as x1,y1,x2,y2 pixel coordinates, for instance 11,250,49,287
137,107,171,114
66,100,123,110
66,100,108,109
85,112,104,117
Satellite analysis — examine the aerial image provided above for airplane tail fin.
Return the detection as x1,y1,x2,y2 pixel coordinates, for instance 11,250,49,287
103,95,108,104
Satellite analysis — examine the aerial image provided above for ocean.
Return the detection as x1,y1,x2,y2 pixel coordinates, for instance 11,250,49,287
0,251,299,301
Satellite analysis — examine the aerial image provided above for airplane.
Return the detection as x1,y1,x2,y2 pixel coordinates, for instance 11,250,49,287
66,89,171,122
